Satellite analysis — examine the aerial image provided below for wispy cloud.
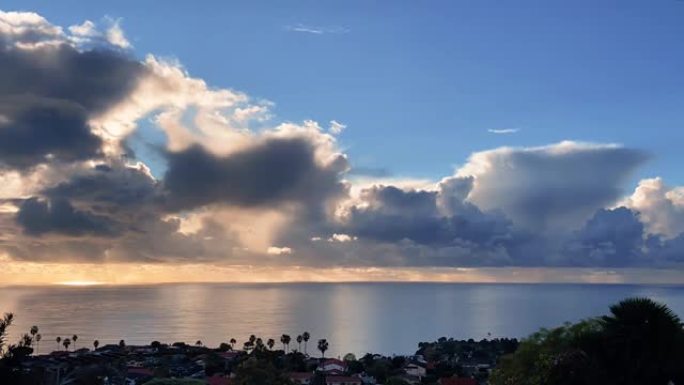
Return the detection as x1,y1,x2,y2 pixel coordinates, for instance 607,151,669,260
285,23,349,35
488,128,520,134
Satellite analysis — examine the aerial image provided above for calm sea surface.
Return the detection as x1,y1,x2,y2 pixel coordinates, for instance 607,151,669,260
1,283,684,357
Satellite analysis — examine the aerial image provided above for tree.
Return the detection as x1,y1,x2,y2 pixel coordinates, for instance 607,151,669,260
62,338,71,351
600,297,684,385
491,297,684,385
72,334,78,350
35,334,41,355
296,335,303,352
196,340,203,347
267,338,275,350
280,334,291,353
317,339,328,358
230,338,237,349
55,336,61,351
93,340,99,350
0,313,14,356
302,332,310,355
29,326,38,342
119,339,126,348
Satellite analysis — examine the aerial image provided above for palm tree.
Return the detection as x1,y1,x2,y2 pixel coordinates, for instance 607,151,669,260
62,338,71,351
600,297,684,384
72,334,78,350
195,340,203,347
93,340,99,350
255,338,264,351
302,331,310,355
35,333,41,355
230,338,236,349
29,325,39,341
267,338,275,350
317,339,329,358
56,336,61,351
280,334,291,353
119,339,126,348
296,335,303,352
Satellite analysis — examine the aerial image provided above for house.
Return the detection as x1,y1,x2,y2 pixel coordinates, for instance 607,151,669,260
325,376,362,385
438,377,477,385
404,363,426,378
289,372,315,385
318,358,347,373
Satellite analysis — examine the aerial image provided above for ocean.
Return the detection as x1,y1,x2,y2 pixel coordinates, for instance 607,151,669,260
1,282,684,357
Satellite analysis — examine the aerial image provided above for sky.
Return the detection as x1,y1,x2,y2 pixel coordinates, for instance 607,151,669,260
0,1,683,285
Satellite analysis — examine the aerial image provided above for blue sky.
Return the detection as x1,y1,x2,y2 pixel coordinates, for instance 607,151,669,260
7,0,684,184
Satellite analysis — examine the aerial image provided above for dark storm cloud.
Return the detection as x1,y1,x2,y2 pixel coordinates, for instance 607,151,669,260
16,197,118,237
163,137,348,211
343,185,512,248
0,41,146,169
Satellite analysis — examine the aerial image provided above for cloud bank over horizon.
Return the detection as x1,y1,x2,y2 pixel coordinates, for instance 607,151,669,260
1,10,683,273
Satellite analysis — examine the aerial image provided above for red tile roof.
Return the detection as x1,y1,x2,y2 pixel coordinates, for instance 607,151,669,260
322,359,347,367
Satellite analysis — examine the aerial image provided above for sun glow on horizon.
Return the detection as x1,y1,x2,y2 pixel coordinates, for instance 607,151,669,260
57,280,105,286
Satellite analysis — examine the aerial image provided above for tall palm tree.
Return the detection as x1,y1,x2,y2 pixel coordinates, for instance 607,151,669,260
280,334,291,353
93,340,99,350
317,339,328,358
302,331,310,355
230,338,236,349
296,335,303,352
62,338,71,351
29,325,39,340
56,336,61,351
35,333,41,355
72,334,78,350
267,338,275,350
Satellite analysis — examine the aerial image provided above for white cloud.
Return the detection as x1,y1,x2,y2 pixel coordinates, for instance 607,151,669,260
267,246,293,255
285,24,349,35
329,120,347,135
454,141,648,231
622,177,684,238
487,128,519,134
328,233,357,242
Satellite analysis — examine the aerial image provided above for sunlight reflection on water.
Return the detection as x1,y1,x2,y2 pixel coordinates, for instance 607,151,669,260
1,282,683,357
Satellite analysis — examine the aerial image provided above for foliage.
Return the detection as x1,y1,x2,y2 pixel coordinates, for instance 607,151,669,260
145,379,206,385
490,297,684,385
233,357,293,385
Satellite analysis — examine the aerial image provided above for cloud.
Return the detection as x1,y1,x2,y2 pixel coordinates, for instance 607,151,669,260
162,134,348,212
3,10,684,271
267,246,292,255
455,141,648,231
487,128,519,134
285,24,349,35
0,16,147,169
16,197,118,237
622,177,684,239
329,120,346,135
